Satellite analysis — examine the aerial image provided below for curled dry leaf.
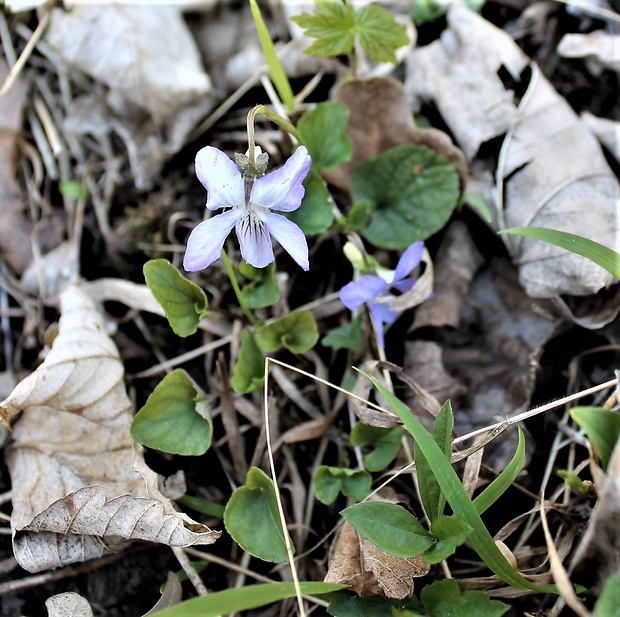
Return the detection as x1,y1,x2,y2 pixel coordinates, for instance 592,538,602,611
406,5,619,299
557,32,620,73
1,285,219,573
0,59,33,275
46,592,93,617
323,76,468,192
325,491,429,599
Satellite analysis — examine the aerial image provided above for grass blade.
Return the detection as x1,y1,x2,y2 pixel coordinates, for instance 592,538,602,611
500,227,620,280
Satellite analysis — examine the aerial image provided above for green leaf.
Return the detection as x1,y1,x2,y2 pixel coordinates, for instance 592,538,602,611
313,466,372,505
352,145,460,250
255,310,319,353
230,330,265,394
176,495,225,519
355,4,410,64
361,371,555,593
327,592,421,617
292,1,356,58
416,401,453,523
144,259,208,337
239,261,280,309
154,581,345,617
500,227,620,280
350,424,405,472
287,169,333,235
249,0,295,110
570,406,620,470
298,101,352,172
322,315,364,352
420,579,508,617
342,502,433,558
131,369,212,456
472,428,526,514
59,180,89,200
224,467,290,563
464,193,492,223
344,200,371,232
411,0,486,25
595,572,620,617
424,515,471,564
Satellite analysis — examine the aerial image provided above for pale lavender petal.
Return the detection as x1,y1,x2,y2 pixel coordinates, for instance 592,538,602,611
195,146,244,211
235,213,274,269
339,276,387,311
183,209,240,271
259,211,309,271
251,146,312,212
393,241,424,282
391,278,416,295
369,302,400,349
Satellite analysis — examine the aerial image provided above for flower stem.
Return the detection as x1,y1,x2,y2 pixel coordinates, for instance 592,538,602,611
247,104,305,166
221,249,261,327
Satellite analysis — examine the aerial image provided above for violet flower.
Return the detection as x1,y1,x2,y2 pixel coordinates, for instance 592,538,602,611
183,145,312,272
339,242,425,348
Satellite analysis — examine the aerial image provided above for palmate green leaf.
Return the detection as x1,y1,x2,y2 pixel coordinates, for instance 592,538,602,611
352,145,460,250
131,369,212,456
292,1,356,58
500,227,620,280
248,0,294,110
255,310,319,353
144,259,208,337
287,169,333,235
224,467,290,563
420,579,508,617
322,315,364,352
416,401,453,523
239,261,280,309
313,466,372,505
362,372,555,593
349,423,405,472
355,4,409,64
571,406,620,470
154,581,345,617
230,330,265,394
297,101,352,172
342,501,433,557
424,515,471,564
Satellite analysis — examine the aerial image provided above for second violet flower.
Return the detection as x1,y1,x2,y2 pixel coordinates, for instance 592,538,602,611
184,145,312,272
339,241,425,349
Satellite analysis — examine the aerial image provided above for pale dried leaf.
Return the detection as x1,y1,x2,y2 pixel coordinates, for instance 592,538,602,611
406,6,619,299
46,592,94,617
581,111,620,162
3,285,219,573
557,32,620,73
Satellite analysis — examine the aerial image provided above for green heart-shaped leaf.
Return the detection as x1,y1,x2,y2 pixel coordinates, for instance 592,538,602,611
131,369,212,456
231,331,265,394
224,467,290,563
255,310,319,354
313,466,372,505
144,259,208,337
352,145,460,250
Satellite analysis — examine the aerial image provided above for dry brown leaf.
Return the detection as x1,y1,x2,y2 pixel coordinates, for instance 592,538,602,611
323,76,468,192
143,571,183,616
2,285,219,573
0,59,33,275
325,492,429,599
46,592,94,617
406,5,619,299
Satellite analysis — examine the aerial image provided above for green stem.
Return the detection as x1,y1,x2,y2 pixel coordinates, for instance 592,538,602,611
221,249,261,327
247,105,305,165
